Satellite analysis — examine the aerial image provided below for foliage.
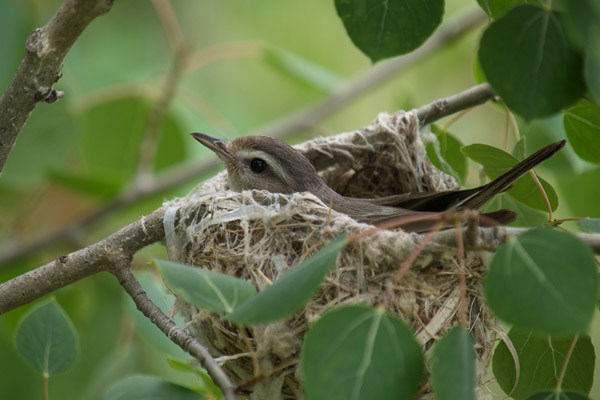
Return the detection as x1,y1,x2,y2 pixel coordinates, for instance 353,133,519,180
461,143,559,211
485,229,597,334
103,375,204,400
492,328,594,399
14,298,80,376
1,0,600,399
478,5,585,119
301,306,423,400
431,326,475,400
426,125,468,184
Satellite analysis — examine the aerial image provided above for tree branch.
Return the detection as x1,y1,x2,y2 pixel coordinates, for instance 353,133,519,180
415,83,495,126
112,265,236,400
0,0,114,172
0,203,236,398
0,207,165,313
3,199,600,317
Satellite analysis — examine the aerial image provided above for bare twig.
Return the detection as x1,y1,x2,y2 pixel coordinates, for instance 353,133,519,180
112,265,236,400
0,9,491,269
0,0,114,172
415,83,495,126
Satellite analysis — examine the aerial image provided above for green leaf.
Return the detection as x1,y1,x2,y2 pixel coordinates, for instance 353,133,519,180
577,218,600,233
166,358,223,398
461,143,559,211
560,0,600,61
561,0,600,105
227,235,347,325
484,194,548,227
1,101,80,187
426,125,468,183
512,137,528,159
476,0,535,19
153,113,187,172
262,45,344,93
155,260,256,314
585,55,600,105
166,357,196,373
493,328,594,399
527,391,590,400
80,97,148,183
564,98,600,163
301,305,423,400
478,5,585,119
485,229,598,334
103,375,203,400
335,0,444,62
431,326,475,400
48,170,123,199
14,298,80,375
556,166,600,216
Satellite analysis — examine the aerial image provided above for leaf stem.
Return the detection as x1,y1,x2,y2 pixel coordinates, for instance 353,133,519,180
43,373,49,400
529,170,553,221
556,333,579,391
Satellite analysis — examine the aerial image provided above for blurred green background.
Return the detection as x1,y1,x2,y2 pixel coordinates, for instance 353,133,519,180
1,0,598,398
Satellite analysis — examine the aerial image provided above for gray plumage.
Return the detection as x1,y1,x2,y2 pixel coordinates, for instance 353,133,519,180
192,133,565,232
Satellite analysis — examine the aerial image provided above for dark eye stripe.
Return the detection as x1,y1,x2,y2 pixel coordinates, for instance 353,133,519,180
250,158,267,173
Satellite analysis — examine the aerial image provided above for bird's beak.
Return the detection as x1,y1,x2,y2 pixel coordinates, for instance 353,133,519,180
191,132,232,160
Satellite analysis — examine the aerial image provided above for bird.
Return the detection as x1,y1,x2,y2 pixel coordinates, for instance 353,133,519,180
191,132,565,232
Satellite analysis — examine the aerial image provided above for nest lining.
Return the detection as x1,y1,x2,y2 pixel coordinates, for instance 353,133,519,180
163,111,496,399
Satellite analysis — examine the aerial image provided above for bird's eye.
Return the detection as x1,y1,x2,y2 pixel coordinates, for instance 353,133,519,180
250,158,267,173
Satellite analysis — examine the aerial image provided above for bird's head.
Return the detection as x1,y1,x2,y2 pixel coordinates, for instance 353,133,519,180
191,133,326,194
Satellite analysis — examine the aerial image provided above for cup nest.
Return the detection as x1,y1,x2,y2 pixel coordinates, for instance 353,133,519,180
163,111,496,399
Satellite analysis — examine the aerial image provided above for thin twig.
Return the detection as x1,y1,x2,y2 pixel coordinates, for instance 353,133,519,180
416,83,495,126
395,227,440,283
112,265,236,400
0,0,114,172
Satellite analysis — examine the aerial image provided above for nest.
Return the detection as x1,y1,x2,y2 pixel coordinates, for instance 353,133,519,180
163,111,496,399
